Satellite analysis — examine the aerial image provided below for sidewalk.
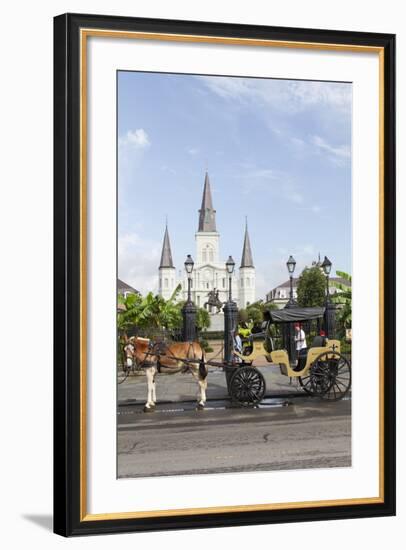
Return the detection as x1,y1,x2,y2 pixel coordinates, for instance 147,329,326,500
118,362,304,405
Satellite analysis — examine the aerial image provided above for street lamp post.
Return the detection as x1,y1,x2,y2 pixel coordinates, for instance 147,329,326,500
184,254,194,303
182,255,197,341
321,255,336,338
226,255,235,302
321,255,332,302
284,255,298,363
286,255,297,307
223,256,238,367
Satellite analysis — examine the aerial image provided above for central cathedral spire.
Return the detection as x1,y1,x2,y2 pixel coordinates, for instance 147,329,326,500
198,172,217,232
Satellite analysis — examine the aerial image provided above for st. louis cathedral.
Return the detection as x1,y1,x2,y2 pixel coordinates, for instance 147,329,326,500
158,173,256,312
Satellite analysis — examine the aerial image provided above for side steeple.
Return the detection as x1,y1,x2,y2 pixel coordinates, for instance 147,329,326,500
159,224,174,269
240,220,254,268
198,172,217,232
158,223,176,300
239,219,255,308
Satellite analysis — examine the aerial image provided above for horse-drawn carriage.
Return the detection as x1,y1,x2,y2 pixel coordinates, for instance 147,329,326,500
228,306,351,406
120,306,351,411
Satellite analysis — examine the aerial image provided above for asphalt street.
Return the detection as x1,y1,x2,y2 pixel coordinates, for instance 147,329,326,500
117,395,351,478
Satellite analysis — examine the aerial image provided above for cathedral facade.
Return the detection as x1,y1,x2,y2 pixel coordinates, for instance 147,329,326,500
158,173,256,310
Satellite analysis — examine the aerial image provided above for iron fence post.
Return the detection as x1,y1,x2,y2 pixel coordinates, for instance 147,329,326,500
284,299,298,364
182,300,197,341
324,302,337,339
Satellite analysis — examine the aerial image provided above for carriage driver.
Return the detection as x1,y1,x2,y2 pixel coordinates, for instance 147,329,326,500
238,322,251,340
238,322,252,354
294,322,307,371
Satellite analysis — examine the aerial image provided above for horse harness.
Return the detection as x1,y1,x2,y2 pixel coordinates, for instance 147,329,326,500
130,338,196,373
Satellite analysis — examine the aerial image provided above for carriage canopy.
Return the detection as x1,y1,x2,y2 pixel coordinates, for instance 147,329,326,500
265,306,325,324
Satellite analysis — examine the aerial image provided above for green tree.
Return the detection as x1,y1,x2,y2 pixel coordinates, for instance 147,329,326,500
246,305,263,324
331,270,352,329
171,301,211,331
296,266,326,307
118,285,212,339
117,285,183,333
196,307,211,330
117,292,143,331
238,300,269,326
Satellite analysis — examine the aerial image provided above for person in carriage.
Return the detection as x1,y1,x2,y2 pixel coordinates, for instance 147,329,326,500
294,322,307,371
238,322,252,355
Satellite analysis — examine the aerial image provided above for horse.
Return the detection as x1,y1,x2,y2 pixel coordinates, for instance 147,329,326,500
123,336,208,412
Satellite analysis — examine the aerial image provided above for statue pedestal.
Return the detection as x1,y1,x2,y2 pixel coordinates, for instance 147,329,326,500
208,313,224,332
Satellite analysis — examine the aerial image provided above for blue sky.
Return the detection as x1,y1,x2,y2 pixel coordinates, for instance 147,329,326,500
118,71,352,298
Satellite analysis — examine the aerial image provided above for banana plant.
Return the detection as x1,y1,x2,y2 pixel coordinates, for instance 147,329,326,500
330,270,352,328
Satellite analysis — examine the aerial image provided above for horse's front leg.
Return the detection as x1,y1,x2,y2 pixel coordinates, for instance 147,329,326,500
191,367,208,410
144,366,157,413
152,372,157,405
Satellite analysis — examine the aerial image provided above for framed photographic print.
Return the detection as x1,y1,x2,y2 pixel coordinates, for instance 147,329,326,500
53,13,396,536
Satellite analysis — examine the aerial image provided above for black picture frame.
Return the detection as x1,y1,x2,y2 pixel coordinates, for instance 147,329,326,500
54,12,396,536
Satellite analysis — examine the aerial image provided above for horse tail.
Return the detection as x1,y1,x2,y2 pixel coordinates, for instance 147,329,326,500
199,350,208,380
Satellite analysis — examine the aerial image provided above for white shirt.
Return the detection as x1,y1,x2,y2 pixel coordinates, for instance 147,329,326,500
295,329,307,351
234,334,242,353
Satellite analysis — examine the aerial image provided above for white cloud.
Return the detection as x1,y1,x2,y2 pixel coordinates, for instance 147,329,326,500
288,191,304,204
187,147,199,155
199,76,352,114
118,129,151,186
161,165,176,175
311,135,351,165
234,166,304,204
118,232,160,295
238,168,278,180
290,137,305,148
120,128,150,149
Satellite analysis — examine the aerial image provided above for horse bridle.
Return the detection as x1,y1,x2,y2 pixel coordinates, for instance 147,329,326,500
125,338,156,368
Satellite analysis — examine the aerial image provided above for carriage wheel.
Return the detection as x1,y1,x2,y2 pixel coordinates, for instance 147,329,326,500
309,352,351,401
298,372,316,396
229,366,266,407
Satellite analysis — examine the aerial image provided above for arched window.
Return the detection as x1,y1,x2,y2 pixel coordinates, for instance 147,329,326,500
203,243,214,263
164,278,168,288
246,278,250,288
